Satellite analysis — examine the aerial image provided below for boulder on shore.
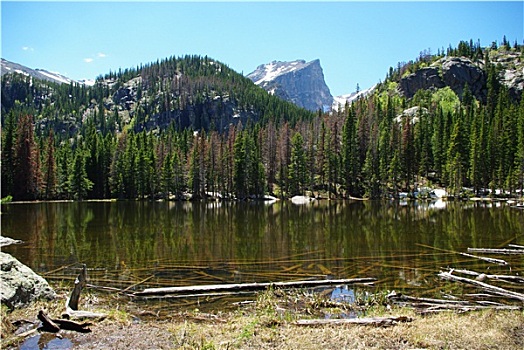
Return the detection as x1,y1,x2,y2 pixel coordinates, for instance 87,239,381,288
0,252,55,309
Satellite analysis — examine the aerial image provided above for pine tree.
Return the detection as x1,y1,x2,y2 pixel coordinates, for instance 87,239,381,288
13,115,40,200
1,111,17,198
288,132,307,196
233,131,247,199
43,130,57,199
68,147,93,200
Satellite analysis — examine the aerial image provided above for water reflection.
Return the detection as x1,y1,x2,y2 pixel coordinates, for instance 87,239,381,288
2,200,523,295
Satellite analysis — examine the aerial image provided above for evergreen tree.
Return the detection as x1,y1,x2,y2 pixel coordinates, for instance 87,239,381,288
1,110,17,198
43,130,57,199
13,114,40,200
288,132,307,196
68,147,93,200
233,131,247,199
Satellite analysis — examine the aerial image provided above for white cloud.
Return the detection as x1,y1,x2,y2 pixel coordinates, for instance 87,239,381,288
22,46,34,52
84,58,94,63
97,52,107,58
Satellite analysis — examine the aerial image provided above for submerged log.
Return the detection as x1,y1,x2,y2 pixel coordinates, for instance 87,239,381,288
416,243,508,265
134,278,376,297
295,316,412,327
438,271,524,302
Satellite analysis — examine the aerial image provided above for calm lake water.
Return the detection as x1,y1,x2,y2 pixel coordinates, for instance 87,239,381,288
2,199,524,306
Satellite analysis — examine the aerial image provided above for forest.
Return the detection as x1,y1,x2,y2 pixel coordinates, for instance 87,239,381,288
2,40,524,201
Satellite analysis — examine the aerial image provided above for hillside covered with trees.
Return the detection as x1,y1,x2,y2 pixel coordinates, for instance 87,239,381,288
2,39,524,201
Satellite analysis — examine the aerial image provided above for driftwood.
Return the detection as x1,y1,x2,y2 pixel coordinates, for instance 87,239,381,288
387,291,468,305
37,310,60,333
67,264,87,311
467,248,524,255
417,304,521,314
134,278,376,297
295,316,412,327
38,310,92,333
508,244,524,249
438,271,524,302
451,268,524,284
63,265,107,320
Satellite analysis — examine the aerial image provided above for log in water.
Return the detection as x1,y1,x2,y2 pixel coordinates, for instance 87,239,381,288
134,278,376,297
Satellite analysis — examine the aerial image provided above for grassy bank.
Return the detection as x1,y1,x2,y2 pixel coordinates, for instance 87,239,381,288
2,286,523,349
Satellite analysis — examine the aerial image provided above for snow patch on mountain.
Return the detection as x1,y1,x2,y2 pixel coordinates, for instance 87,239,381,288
1,58,90,86
247,59,333,112
332,85,376,111
249,60,311,86
36,70,73,84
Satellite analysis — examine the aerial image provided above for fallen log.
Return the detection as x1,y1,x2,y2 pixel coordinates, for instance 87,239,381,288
451,268,524,284
467,248,524,255
52,318,92,333
387,291,469,305
134,278,376,297
38,310,92,333
63,309,107,320
418,304,522,314
438,271,524,302
295,316,412,327
37,310,60,333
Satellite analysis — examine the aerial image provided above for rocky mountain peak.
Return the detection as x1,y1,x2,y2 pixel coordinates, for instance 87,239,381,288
247,59,333,112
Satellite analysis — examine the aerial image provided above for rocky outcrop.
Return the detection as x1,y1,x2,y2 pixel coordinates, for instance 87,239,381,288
495,52,524,101
247,59,333,112
0,252,55,309
441,57,486,101
398,53,524,102
394,106,429,124
398,57,487,101
397,67,445,99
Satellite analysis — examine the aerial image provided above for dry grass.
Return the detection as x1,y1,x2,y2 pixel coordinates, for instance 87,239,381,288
2,288,523,350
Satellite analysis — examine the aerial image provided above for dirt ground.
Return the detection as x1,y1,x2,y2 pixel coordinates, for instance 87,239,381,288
2,289,524,350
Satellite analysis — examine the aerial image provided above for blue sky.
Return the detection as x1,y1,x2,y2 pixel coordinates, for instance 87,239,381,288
1,1,523,96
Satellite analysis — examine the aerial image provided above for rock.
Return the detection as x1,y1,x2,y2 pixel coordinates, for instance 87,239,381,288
290,195,315,205
0,252,55,309
247,59,333,112
397,67,445,99
441,57,486,101
398,53,524,103
394,106,428,124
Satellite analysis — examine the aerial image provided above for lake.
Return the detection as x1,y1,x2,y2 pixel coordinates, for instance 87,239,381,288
2,199,523,310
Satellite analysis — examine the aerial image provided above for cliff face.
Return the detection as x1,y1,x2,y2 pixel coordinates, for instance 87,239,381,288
398,57,487,101
247,59,333,112
398,51,524,102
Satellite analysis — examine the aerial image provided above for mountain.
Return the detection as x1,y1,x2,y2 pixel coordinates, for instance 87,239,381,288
332,85,377,111
1,55,314,135
0,58,86,85
247,59,333,112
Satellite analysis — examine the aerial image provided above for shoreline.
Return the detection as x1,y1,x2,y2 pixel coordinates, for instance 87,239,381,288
2,283,523,350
